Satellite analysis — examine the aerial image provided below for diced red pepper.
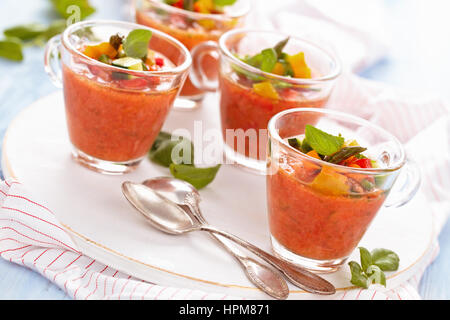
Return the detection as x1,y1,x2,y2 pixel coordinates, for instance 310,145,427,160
172,0,184,9
155,57,164,67
355,158,372,168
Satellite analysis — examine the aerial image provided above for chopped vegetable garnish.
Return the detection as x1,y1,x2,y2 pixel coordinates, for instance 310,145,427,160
82,29,170,73
286,125,382,195
164,0,236,13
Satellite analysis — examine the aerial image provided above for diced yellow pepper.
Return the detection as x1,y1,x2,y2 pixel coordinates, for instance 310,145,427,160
311,166,349,196
272,62,285,76
253,81,279,100
83,45,101,59
97,42,117,59
83,42,117,60
287,52,312,79
194,0,214,13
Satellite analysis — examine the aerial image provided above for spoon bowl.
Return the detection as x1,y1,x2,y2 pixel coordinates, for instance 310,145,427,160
122,181,196,235
122,179,336,295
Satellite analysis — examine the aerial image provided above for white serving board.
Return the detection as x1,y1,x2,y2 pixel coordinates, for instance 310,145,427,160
1,91,434,299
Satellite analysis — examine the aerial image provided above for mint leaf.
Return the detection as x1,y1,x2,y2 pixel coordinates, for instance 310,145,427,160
371,248,400,271
4,23,47,41
123,29,152,59
348,261,368,289
149,132,194,167
359,247,372,273
260,48,277,73
0,38,23,61
170,164,221,190
214,0,237,6
50,0,96,20
304,125,344,156
366,265,386,287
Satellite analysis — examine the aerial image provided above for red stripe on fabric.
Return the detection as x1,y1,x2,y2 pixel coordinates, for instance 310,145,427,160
1,206,67,233
118,277,132,300
141,283,155,300
4,194,55,216
53,266,79,282
371,291,377,300
129,281,144,300
33,248,50,265
0,244,31,254
355,289,363,300
111,272,120,296
153,287,167,300
85,259,96,269
74,272,95,299
44,250,69,274
65,253,82,268
0,224,76,251
85,266,108,300
340,291,348,300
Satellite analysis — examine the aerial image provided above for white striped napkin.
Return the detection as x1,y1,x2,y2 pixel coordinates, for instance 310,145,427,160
0,73,449,300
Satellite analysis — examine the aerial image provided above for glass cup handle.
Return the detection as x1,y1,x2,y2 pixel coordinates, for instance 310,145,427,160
44,35,63,88
189,41,220,92
384,160,421,208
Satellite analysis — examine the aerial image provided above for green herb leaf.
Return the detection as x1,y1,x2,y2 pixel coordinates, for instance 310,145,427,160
304,125,344,156
0,38,23,61
324,146,367,164
149,132,194,167
214,0,237,6
348,261,369,289
260,48,278,73
170,164,221,190
50,0,96,20
4,23,47,41
359,247,372,272
123,29,152,59
366,265,386,287
371,248,400,271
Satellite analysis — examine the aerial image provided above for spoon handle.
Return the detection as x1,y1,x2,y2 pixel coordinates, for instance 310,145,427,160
199,225,336,295
184,204,289,300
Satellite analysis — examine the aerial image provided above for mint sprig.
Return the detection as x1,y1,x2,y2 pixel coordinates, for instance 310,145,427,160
348,247,399,289
304,125,344,156
149,131,221,190
123,29,153,59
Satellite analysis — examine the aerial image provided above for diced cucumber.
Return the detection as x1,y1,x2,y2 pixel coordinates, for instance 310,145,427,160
112,57,144,71
288,137,301,149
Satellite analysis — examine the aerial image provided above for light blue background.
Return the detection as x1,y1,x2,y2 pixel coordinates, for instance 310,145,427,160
0,0,448,299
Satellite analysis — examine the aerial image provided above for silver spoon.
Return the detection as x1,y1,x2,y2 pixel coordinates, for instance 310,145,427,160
122,181,336,295
142,177,289,300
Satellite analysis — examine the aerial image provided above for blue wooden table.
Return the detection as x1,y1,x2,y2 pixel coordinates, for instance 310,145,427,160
0,0,449,299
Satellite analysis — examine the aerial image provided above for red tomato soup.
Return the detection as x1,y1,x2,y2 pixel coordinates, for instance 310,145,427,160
220,75,329,160
267,156,386,261
62,65,178,162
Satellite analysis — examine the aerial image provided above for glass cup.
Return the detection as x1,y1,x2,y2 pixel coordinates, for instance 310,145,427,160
44,20,191,174
266,108,421,272
134,0,250,110
190,29,341,174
